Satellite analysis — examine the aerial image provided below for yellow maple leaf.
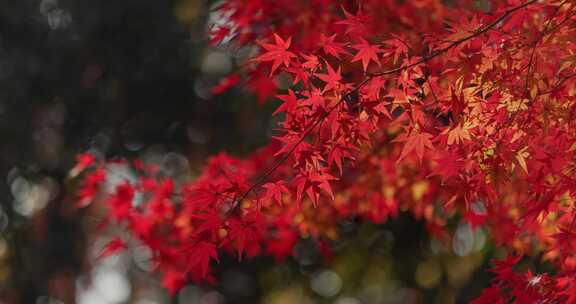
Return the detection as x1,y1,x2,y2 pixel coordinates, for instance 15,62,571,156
515,146,530,174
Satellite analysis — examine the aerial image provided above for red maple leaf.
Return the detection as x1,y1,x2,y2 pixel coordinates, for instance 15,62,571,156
76,167,106,208
294,169,337,206
318,34,350,59
352,38,383,72
336,7,369,35
266,229,298,262
107,181,135,221
75,152,96,171
327,142,355,174
385,37,409,64
209,26,232,46
262,181,290,205
273,89,299,115
98,238,127,259
228,213,264,260
429,150,464,181
490,254,522,283
256,34,296,76
301,53,320,70
246,72,278,105
185,241,219,279
316,64,342,92
191,211,224,240
162,269,187,296
211,74,241,95
394,128,435,163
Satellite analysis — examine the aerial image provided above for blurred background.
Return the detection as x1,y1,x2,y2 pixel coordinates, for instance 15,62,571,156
0,0,505,303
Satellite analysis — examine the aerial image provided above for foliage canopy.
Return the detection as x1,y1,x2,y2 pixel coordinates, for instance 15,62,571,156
76,0,576,302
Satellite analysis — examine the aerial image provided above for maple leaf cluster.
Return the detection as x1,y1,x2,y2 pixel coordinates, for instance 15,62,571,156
75,0,576,301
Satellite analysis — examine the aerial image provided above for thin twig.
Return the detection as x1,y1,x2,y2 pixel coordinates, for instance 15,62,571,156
370,0,537,77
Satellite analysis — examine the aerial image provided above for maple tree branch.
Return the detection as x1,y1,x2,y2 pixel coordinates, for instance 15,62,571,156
524,0,568,98
229,0,538,214
538,72,576,96
370,0,537,77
